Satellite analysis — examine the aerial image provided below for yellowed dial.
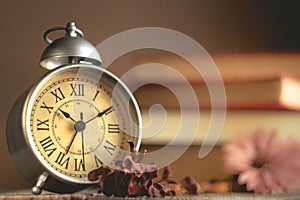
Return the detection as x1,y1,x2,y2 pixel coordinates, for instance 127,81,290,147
25,64,141,184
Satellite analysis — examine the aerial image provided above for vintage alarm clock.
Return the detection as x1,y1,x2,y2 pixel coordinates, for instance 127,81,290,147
6,22,142,194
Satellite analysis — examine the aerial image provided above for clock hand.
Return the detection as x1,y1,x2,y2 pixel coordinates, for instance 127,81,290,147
58,108,76,122
80,112,85,166
85,106,113,124
65,130,77,154
81,130,85,167
65,113,85,154
80,112,83,121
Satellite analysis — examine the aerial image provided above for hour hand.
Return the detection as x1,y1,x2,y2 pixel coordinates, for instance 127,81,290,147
85,106,113,124
58,108,76,122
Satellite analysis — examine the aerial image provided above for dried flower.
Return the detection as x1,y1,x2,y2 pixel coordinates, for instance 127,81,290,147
152,166,204,196
152,166,183,197
88,142,204,197
222,129,300,194
88,141,158,197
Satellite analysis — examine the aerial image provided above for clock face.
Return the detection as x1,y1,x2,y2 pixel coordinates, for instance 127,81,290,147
24,64,141,184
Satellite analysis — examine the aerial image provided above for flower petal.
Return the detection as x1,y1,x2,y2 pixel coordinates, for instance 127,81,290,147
271,165,296,191
223,129,300,194
261,170,278,193
255,181,270,194
238,168,260,191
222,136,257,174
254,129,279,159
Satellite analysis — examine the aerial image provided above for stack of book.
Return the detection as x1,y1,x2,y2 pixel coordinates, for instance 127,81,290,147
128,51,300,145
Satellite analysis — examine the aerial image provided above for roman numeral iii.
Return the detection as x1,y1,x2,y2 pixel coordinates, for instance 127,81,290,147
108,124,120,134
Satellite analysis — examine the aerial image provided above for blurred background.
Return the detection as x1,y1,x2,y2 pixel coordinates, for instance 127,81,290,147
1,0,300,192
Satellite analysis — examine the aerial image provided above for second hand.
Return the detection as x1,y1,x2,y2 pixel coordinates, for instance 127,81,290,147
80,112,85,165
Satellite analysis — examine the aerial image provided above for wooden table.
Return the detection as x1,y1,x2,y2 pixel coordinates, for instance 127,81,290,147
1,189,300,200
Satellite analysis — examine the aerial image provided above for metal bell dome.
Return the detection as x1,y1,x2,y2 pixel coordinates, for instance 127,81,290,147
40,22,102,70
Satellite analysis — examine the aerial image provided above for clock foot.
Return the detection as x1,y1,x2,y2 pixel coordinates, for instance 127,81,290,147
32,172,49,195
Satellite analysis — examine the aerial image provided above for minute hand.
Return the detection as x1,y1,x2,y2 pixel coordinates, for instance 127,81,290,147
85,106,113,124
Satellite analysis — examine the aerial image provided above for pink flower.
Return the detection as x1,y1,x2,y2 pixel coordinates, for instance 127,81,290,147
222,129,300,194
